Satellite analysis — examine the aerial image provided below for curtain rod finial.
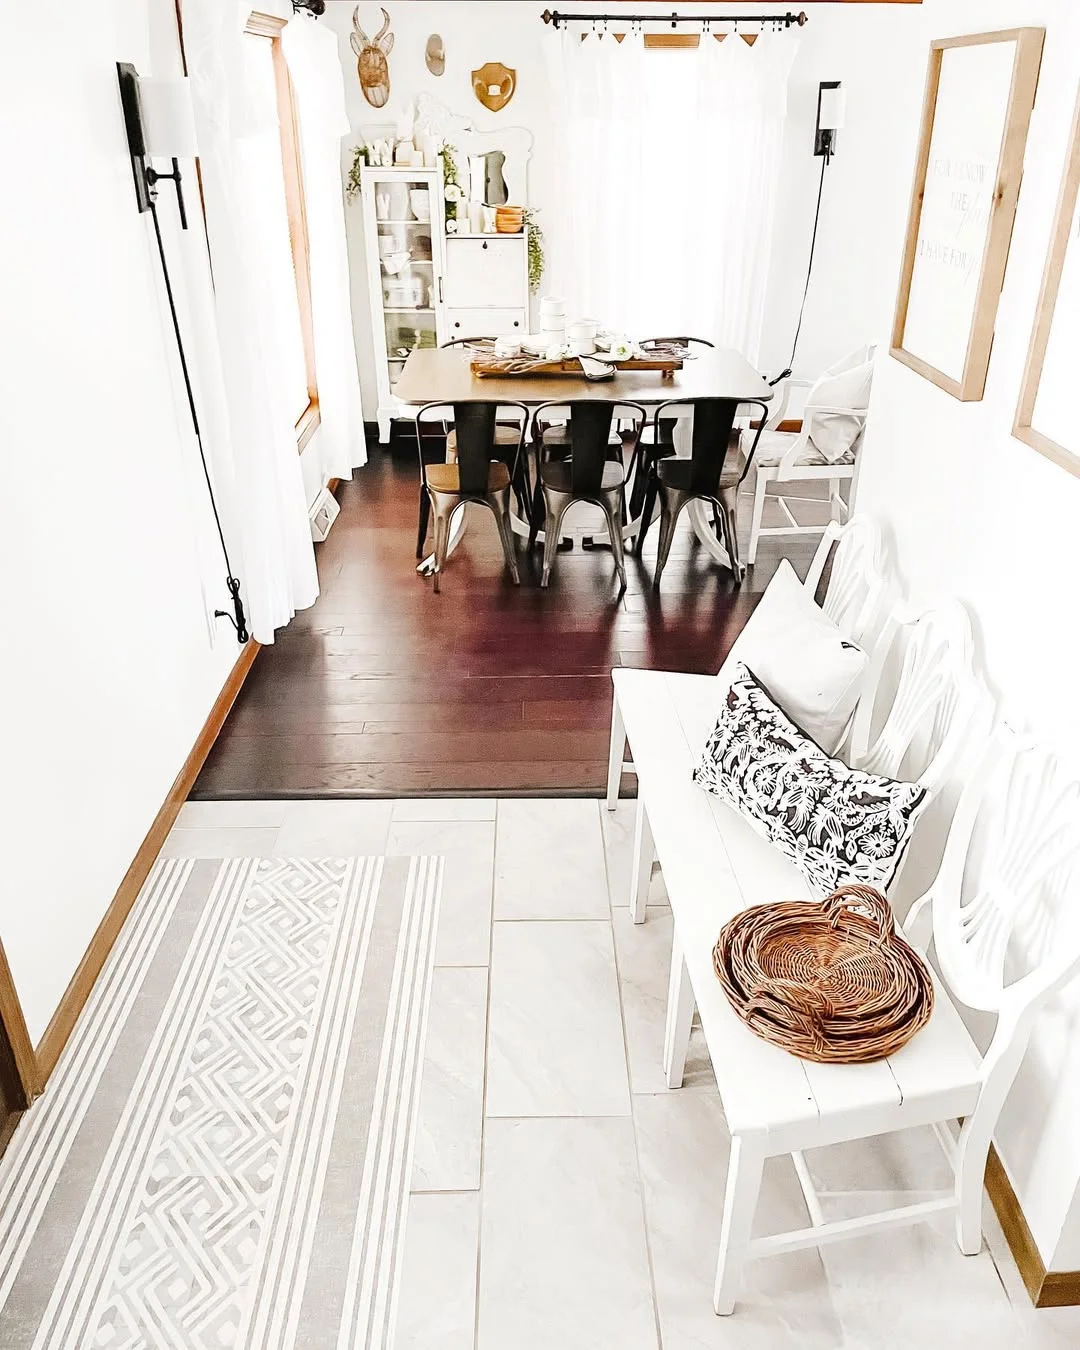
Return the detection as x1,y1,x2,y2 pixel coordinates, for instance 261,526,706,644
541,9,554,25
797,10,809,26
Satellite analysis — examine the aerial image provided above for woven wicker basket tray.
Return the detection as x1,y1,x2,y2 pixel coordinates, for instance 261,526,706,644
713,884,934,1064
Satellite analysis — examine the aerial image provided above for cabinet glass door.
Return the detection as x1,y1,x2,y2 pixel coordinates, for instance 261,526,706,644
372,173,439,383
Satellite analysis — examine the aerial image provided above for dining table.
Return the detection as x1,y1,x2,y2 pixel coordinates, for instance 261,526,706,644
392,343,774,575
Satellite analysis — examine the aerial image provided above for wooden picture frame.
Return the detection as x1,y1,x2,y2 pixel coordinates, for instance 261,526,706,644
891,28,1044,401
1014,85,1080,478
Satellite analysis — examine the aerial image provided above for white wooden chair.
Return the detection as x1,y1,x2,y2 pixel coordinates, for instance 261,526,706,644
702,726,1080,1314
803,516,893,653
746,346,876,566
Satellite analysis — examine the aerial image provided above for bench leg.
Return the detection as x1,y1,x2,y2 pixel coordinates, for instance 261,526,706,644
714,1134,765,1316
629,798,654,924
663,935,695,1088
606,694,625,810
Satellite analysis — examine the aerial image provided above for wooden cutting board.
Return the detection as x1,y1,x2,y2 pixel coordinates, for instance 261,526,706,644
471,356,682,379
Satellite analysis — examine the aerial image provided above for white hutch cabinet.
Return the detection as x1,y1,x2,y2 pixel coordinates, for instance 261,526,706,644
359,165,529,443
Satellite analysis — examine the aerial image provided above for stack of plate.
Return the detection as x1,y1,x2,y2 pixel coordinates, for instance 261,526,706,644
495,205,525,234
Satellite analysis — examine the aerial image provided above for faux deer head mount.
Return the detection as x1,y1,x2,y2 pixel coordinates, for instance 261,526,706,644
351,6,394,109
472,63,516,114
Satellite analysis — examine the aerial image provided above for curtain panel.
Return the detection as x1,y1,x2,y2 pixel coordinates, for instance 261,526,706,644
544,31,799,363
282,15,367,483
179,0,318,644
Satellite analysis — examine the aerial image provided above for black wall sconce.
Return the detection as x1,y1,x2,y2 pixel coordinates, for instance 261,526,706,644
116,62,248,644
814,80,847,162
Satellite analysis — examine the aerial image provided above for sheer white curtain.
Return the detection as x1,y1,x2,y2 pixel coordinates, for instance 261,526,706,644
282,15,367,482
546,31,798,362
179,0,318,644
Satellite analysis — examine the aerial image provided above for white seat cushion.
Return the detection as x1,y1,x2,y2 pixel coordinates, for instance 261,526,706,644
752,430,855,469
804,352,874,463
717,558,867,752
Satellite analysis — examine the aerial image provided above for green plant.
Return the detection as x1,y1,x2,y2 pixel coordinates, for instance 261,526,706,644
523,208,545,292
345,143,369,202
438,142,462,229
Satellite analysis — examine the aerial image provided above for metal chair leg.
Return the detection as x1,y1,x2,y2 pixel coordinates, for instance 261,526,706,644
430,492,456,595
540,488,573,588
600,487,627,591
636,469,659,556
654,487,690,589
415,483,431,560
488,488,521,586
719,488,744,584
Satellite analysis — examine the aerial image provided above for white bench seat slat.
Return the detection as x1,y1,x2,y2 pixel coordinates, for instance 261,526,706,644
612,667,983,1151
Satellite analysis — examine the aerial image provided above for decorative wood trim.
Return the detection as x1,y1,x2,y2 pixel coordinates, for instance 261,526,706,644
1013,84,1080,479
985,1144,1080,1307
35,641,260,1084
642,32,758,48
296,398,321,455
0,940,37,1104
890,28,1045,401
246,12,320,446
245,11,286,38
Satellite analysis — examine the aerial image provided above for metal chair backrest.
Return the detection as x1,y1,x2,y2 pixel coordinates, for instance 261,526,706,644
654,397,770,496
532,401,646,497
416,400,527,497
440,336,497,349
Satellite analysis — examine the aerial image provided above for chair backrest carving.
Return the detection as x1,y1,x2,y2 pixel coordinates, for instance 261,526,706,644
805,517,893,653
849,601,991,797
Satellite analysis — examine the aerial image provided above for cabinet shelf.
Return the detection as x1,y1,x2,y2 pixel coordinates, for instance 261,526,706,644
376,219,434,226
384,307,435,314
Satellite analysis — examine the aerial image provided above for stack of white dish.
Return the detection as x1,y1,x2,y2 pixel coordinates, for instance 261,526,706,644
539,295,566,344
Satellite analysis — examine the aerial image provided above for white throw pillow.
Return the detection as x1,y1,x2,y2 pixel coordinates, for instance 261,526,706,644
717,560,867,753
804,354,874,463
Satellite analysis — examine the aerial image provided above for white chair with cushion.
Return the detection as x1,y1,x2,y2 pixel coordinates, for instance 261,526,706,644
746,345,876,566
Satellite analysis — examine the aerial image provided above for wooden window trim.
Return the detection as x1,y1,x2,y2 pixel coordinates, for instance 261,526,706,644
246,10,321,452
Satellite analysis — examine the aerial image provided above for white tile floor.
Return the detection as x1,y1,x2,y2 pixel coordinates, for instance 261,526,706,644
166,797,1080,1349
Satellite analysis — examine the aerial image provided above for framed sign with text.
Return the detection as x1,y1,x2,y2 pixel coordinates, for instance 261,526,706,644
1014,85,1080,478
891,28,1045,401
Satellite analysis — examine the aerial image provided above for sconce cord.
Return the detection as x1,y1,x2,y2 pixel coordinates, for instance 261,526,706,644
148,194,249,644
770,151,829,387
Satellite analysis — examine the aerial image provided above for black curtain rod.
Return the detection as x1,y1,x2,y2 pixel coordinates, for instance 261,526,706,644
541,9,808,29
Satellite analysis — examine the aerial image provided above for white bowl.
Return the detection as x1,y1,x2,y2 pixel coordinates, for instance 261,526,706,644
381,251,411,275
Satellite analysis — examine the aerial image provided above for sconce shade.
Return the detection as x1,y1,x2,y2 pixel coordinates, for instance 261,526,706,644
817,85,847,132
139,77,199,158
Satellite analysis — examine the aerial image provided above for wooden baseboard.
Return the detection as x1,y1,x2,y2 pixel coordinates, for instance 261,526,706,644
34,640,260,1083
986,1143,1080,1306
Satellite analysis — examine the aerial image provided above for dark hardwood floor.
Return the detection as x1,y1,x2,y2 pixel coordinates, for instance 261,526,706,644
193,444,819,797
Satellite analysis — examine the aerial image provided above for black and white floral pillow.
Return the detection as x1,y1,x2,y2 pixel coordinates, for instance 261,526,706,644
694,664,928,898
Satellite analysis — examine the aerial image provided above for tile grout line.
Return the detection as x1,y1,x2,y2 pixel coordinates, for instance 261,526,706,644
600,799,667,1350
472,799,501,1350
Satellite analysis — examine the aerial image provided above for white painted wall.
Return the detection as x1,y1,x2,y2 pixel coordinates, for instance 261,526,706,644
0,3,242,1043
855,0,1080,1273
322,1,923,415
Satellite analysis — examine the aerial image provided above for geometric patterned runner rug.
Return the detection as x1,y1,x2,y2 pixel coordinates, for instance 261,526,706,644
0,854,442,1350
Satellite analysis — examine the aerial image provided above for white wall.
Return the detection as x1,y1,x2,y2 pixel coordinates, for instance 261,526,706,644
322,1,923,414
856,0,1080,1273
0,3,242,1043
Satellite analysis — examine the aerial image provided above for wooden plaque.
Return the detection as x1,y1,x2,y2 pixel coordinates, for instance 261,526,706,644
891,28,1045,401
1014,85,1080,478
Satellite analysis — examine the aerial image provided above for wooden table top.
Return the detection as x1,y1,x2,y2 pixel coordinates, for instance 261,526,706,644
392,345,773,408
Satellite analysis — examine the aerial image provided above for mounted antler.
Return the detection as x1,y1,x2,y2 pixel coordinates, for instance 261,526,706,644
350,6,368,50
350,5,393,108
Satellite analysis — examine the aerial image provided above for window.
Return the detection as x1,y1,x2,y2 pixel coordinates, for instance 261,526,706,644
243,11,320,452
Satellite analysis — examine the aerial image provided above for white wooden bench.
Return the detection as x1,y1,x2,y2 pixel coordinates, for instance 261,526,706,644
602,527,1029,1314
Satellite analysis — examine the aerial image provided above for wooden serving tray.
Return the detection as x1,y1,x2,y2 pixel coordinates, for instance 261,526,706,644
471,356,682,379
